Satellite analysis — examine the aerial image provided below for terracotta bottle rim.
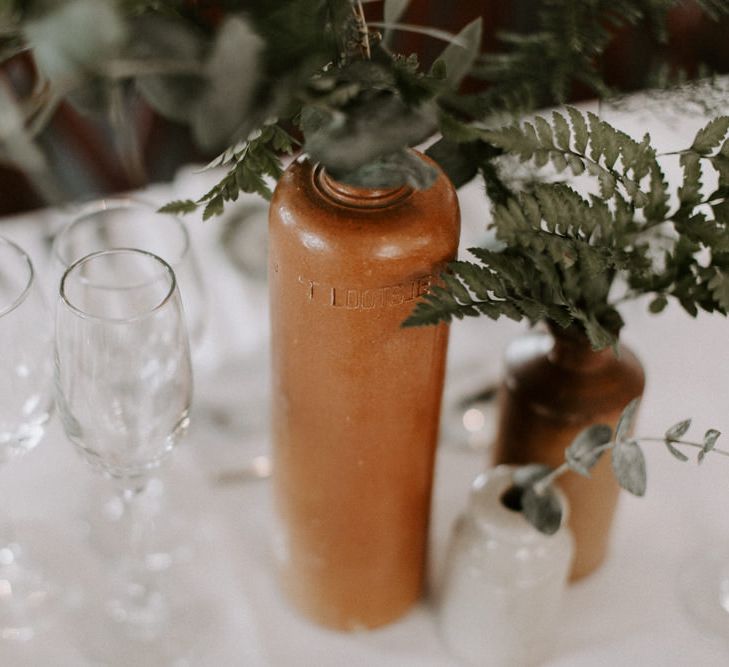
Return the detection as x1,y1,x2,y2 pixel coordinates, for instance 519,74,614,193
312,164,414,209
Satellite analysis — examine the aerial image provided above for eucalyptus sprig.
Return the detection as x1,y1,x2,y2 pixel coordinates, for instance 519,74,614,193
509,399,725,535
405,108,729,350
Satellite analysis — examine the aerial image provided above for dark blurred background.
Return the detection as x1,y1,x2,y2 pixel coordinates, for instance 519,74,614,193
2,0,728,217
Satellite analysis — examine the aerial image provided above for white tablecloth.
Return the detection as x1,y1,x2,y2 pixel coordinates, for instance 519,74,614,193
2,98,729,666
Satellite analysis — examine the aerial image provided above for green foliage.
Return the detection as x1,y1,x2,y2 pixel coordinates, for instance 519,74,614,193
441,0,729,126
433,17,482,89
4,0,729,217
699,429,721,463
24,0,128,86
160,123,297,219
611,439,647,496
565,424,613,477
514,401,725,534
407,109,729,349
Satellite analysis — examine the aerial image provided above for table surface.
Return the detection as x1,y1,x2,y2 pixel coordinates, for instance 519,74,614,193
2,97,729,666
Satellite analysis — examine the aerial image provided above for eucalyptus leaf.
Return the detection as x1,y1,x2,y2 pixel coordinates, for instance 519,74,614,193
565,423,612,477
432,17,482,88
522,485,563,535
24,0,127,86
615,398,641,445
611,438,647,496
299,106,331,138
367,22,472,47
512,464,553,489
664,439,689,462
304,94,436,175
384,0,411,24
335,149,437,189
665,418,691,441
698,429,721,463
129,16,205,124
383,0,410,46
192,15,264,150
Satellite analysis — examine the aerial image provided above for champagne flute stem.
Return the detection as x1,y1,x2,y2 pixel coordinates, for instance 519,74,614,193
119,482,148,569
108,477,168,639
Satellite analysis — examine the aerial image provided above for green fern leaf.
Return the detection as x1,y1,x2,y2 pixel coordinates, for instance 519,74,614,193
451,261,500,300
514,298,547,321
691,117,729,155
534,186,560,232
586,160,601,176
545,305,574,328
481,123,539,161
441,272,472,304
710,154,729,188
202,194,225,221
552,111,571,150
644,163,670,221
708,268,729,310
567,155,585,175
534,148,550,167
566,106,588,154
576,244,608,276
587,112,604,163
469,247,526,288
402,301,452,327
602,127,620,169
551,152,568,173
678,151,702,204
429,285,461,309
535,115,555,148
598,168,617,199
473,301,506,320
158,199,198,215
614,129,647,179
522,192,542,228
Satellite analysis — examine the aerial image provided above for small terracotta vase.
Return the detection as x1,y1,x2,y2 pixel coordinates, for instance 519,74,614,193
492,324,645,580
268,154,460,630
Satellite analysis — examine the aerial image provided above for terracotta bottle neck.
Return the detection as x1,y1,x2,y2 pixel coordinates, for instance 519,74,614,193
546,324,614,370
313,165,413,209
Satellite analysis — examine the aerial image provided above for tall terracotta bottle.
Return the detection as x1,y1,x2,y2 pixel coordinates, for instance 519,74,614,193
492,324,645,580
268,154,460,630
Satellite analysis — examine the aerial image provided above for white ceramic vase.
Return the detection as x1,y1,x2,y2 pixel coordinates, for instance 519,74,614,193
438,465,574,666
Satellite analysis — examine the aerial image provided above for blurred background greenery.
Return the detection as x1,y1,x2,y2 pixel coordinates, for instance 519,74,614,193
1,0,727,217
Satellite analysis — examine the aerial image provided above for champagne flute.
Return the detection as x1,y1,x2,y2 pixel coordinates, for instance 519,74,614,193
0,236,56,641
51,198,206,350
51,199,205,559
55,248,192,642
